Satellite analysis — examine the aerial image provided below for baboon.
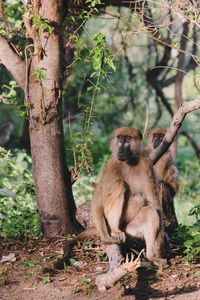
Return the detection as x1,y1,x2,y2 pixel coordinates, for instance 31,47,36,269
146,127,179,235
92,127,166,266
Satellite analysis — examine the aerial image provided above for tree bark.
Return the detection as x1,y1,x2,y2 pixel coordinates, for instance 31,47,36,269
0,1,81,236
24,0,81,237
0,35,26,90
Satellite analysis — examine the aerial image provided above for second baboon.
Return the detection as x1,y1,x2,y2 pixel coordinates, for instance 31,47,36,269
146,127,179,235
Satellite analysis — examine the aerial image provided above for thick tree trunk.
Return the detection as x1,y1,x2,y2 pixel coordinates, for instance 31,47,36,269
0,0,81,237
27,0,80,236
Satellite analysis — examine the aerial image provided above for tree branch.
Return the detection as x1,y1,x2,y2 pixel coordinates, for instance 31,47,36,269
146,36,173,116
151,99,200,164
95,247,148,291
0,35,26,91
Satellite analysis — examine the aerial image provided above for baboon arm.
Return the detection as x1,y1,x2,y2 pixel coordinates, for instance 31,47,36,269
160,166,179,195
92,204,110,242
166,167,179,194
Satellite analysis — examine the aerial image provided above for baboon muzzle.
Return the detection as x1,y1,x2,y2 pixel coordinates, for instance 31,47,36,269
117,145,131,161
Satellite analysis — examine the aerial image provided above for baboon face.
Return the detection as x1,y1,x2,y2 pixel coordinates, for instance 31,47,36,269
147,128,166,149
110,127,143,162
117,135,133,162
152,133,165,149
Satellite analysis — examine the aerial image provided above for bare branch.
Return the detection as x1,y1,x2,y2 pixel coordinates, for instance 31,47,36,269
151,99,200,164
0,35,26,91
95,247,147,291
150,96,163,129
146,36,173,116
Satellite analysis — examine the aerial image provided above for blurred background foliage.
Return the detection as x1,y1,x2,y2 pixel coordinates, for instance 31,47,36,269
0,1,199,260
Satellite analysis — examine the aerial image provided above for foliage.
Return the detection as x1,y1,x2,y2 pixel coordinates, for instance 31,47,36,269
0,147,41,238
73,174,96,206
42,275,52,284
1,80,28,118
30,13,53,34
1,80,18,104
176,153,200,225
90,32,116,76
31,68,49,81
174,205,200,262
80,275,92,296
21,260,40,267
2,1,24,35
65,30,117,175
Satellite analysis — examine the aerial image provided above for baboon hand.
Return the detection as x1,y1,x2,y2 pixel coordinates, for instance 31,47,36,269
110,230,126,244
101,231,126,244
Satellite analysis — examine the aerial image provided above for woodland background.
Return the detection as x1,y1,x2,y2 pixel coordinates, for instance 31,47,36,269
0,0,200,270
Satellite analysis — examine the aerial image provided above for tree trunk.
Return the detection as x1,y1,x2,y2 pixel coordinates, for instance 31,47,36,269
27,0,81,237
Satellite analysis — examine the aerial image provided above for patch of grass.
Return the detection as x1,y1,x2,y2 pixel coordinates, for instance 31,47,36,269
20,260,40,267
42,275,52,284
173,205,200,262
80,275,93,296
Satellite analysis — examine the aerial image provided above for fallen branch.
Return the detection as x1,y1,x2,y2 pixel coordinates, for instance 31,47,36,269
95,248,150,291
151,98,200,165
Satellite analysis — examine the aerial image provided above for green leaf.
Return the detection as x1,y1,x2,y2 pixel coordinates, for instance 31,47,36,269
92,59,101,70
69,258,77,266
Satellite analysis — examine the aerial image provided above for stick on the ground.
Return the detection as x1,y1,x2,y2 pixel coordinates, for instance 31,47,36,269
95,249,149,291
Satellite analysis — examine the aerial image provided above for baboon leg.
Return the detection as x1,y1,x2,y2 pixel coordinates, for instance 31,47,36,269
125,207,166,266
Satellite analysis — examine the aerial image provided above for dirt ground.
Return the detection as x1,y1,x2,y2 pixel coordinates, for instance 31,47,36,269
0,237,199,300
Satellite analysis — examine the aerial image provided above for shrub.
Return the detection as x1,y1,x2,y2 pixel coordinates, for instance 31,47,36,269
0,147,41,238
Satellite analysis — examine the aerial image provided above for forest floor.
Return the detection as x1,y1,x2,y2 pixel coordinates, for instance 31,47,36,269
0,237,199,300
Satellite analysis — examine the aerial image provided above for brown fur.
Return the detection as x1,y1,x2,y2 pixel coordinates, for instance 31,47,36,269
92,127,166,265
146,128,179,235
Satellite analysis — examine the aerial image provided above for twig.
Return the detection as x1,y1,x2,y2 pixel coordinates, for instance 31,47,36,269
95,248,148,291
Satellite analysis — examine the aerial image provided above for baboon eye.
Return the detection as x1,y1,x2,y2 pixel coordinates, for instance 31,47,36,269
126,136,131,141
117,135,124,141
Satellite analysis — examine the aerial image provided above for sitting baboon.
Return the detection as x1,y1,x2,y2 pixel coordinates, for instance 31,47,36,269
146,127,179,235
92,127,166,266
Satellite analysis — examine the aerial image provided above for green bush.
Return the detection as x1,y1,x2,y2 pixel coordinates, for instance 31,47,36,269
0,147,41,238
174,205,200,262
175,154,200,225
